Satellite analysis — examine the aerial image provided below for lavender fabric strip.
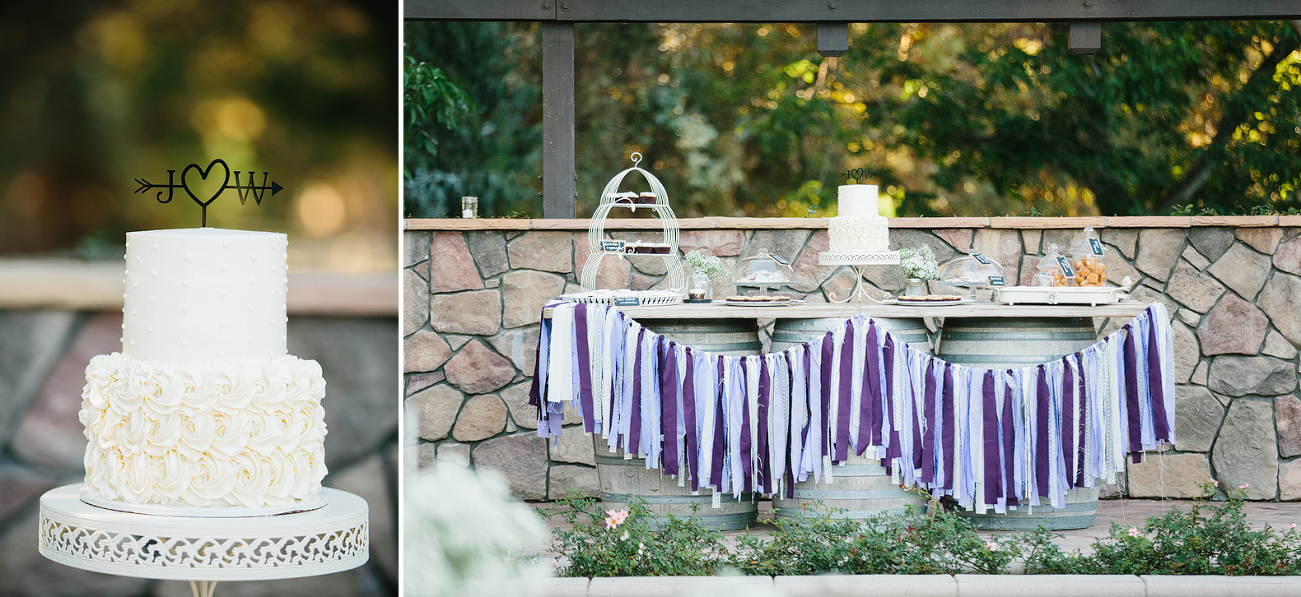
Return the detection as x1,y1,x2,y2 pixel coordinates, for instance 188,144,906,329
682,348,700,490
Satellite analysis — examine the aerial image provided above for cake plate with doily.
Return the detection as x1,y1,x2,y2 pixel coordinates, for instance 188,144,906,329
819,250,901,303
39,485,369,597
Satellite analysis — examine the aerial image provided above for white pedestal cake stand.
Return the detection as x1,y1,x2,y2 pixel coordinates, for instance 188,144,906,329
38,485,368,597
819,250,901,303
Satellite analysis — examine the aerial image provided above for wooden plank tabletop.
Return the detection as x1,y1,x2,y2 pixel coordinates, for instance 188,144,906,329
543,301,1152,319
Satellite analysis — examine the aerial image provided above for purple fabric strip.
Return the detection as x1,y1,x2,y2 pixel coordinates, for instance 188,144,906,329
628,328,645,456
757,357,771,493
981,371,1000,505
1146,315,1171,443
1122,326,1143,457
1061,358,1075,489
920,359,937,483
1075,352,1088,487
941,363,956,491
1001,376,1017,507
661,339,680,477
884,335,900,466
835,320,855,462
1034,366,1050,501
785,355,798,499
739,357,752,493
710,356,726,489
574,305,596,434
682,349,700,491
527,313,549,410
860,321,881,453
820,333,834,459
801,347,813,450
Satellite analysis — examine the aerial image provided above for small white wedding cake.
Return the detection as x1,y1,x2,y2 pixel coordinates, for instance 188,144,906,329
828,184,890,252
79,228,327,512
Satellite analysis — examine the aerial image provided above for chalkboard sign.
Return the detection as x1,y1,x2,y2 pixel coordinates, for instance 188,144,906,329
600,240,626,253
971,253,992,265
1089,238,1105,255
613,296,640,306
1056,256,1076,277
988,276,1005,286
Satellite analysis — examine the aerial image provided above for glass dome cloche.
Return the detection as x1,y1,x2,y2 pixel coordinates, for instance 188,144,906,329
729,249,796,296
937,253,1006,299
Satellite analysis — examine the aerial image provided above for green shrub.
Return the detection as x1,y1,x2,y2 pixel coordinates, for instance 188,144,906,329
1024,482,1301,576
545,495,729,577
730,496,1017,575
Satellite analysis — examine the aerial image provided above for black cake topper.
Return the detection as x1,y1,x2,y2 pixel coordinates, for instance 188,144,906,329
134,159,284,227
842,168,868,184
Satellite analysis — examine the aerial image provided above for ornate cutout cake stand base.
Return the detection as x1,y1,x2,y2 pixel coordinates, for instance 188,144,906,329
38,485,368,597
818,251,901,304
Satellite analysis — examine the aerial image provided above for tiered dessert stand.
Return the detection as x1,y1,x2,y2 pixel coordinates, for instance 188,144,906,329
39,485,368,597
818,250,901,303
578,153,685,299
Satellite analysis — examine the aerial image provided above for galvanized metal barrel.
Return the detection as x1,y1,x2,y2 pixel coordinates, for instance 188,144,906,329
937,316,1100,530
767,316,930,520
594,438,758,530
953,486,1101,530
772,450,926,520
594,317,760,529
934,317,1095,369
643,318,761,356
770,317,934,355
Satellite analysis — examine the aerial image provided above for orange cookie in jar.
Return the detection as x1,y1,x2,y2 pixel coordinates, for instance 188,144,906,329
1069,226,1108,287
1037,244,1075,287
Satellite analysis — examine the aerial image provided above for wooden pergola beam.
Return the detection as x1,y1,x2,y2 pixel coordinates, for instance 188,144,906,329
406,0,1300,22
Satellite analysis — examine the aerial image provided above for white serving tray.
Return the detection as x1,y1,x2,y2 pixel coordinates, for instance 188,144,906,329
994,285,1128,306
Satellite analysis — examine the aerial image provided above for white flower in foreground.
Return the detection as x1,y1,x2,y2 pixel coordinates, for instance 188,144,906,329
404,464,550,597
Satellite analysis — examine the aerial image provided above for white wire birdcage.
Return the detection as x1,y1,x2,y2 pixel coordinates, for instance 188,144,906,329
580,152,685,293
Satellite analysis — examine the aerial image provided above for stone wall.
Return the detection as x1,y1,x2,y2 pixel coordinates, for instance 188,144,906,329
0,311,399,597
405,216,1301,503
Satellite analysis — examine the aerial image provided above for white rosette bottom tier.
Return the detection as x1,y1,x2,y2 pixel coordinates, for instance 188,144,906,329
828,216,890,252
79,353,328,516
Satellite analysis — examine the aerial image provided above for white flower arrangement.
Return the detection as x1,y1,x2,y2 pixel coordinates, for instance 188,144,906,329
404,464,550,597
683,248,729,281
898,244,939,280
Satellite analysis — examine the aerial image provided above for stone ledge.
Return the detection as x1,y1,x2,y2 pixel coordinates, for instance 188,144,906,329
0,259,397,315
405,215,1288,232
541,575,1301,597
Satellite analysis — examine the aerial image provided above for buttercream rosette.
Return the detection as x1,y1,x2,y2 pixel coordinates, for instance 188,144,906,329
80,353,327,508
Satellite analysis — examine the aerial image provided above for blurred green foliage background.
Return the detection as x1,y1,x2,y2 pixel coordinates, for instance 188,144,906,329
404,20,1300,219
1,0,397,269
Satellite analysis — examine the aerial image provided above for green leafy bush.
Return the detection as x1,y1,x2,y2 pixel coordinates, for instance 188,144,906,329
1024,482,1301,576
730,498,1017,575
546,495,729,577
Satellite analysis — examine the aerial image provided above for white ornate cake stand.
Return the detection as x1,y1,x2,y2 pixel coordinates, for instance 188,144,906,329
39,485,368,597
819,250,901,303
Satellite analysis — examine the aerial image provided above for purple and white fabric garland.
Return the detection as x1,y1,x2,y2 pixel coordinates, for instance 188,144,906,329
528,302,1175,513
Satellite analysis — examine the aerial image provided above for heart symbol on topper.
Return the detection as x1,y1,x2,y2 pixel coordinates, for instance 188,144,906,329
182,159,231,226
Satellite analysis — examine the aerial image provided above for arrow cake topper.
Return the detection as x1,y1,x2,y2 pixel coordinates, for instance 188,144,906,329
134,159,284,227
842,167,869,185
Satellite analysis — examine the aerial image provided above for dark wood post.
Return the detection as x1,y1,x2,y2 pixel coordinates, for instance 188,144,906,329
542,21,576,219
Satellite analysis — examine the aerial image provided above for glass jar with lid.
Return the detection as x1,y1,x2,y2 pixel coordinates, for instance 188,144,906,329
937,252,1005,299
1069,226,1108,287
729,249,795,297
1035,244,1076,287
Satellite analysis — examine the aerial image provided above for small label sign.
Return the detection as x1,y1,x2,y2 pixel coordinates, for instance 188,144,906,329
1089,238,1105,255
613,296,640,306
988,276,1006,286
770,254,790,266
1056,256,1075,277
600,240,626,253
971,253,991,265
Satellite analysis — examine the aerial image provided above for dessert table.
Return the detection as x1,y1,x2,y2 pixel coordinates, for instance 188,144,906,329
38,485,369,597
543,300,1150,320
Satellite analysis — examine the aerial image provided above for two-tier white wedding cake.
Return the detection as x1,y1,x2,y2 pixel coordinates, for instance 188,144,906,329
79,228,327,513
828,184,890,252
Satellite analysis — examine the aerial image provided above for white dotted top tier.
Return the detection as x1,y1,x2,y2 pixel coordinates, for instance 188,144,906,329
837,184,881,218
122,228,288,363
